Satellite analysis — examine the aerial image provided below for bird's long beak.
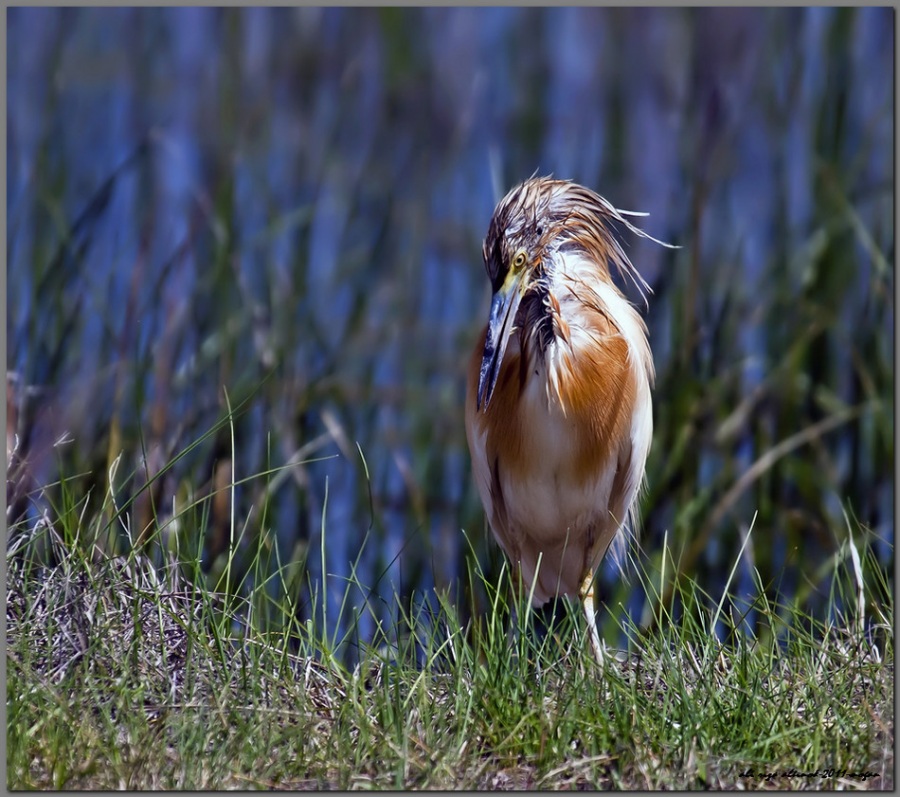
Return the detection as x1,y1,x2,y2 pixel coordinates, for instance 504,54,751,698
477,270,526,411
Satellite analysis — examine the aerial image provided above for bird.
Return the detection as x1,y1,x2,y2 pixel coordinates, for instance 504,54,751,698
465,176,668,665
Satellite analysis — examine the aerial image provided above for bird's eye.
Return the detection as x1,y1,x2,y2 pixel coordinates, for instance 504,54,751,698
512,250,527,270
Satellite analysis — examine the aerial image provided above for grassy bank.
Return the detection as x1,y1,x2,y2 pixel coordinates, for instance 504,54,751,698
7,493,893,790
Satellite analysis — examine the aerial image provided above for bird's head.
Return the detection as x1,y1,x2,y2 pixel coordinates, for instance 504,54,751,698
476,176,665,411
475,180,555,411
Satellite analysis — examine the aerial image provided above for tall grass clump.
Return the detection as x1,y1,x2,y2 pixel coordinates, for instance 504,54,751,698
7,449,893,790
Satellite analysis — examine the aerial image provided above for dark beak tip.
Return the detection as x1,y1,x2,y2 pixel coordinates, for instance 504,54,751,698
476,355,495,412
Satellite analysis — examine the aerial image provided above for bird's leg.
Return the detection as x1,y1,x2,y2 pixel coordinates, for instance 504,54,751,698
507,561,526,650
579,569,605,667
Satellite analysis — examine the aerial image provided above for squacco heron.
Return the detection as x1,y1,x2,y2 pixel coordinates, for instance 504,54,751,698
465,176,665,665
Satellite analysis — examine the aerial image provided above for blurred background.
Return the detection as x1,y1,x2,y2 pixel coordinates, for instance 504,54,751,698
7,7,894,655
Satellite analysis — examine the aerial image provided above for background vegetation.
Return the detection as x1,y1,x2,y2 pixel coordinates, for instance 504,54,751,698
6,7,893,788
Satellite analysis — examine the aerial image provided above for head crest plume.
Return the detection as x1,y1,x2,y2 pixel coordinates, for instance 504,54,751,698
486,176,676,304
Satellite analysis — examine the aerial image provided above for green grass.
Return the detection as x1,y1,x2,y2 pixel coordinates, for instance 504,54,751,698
6,467,893,790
